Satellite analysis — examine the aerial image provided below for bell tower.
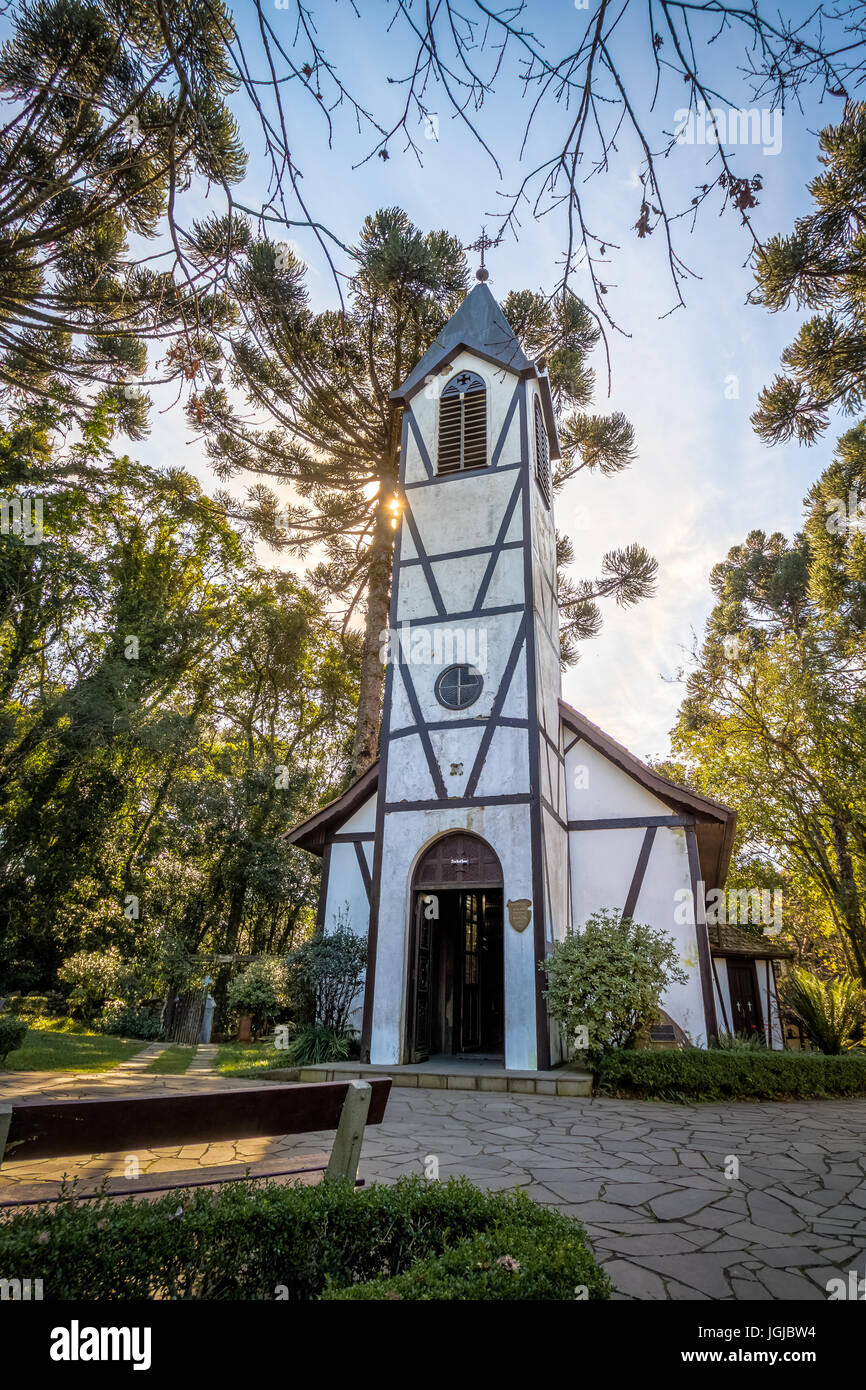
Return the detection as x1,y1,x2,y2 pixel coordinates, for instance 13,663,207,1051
361,277,571,1072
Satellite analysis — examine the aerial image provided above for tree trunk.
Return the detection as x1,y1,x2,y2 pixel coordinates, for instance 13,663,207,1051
831,817,866,984
350,494,395,778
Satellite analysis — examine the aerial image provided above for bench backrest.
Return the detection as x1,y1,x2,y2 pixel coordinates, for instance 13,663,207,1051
2,1079,391,1164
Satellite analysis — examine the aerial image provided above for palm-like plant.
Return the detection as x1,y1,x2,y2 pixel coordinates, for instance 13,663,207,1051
779,968,864,1054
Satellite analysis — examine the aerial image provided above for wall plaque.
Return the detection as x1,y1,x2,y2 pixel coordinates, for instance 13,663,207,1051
507,898,532,933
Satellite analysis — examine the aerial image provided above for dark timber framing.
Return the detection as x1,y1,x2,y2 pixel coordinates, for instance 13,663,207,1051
568,815,695,831
353,841,372,902
519,380,552,1069
359,412,407,1060
686,825,720,1045
622,826,657,920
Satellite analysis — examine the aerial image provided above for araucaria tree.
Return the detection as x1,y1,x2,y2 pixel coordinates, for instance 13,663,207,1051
0,0,246,425
752,102,866,446
194,208,656,773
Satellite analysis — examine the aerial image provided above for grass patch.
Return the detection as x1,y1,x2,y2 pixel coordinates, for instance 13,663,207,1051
0,1175,611,1301
1,1022,144,1073
595,1046,866,1101
215,1042,294,1078
143,1046,195,1075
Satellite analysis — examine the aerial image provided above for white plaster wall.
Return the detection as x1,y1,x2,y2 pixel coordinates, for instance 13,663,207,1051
631,825,706,1046
387,610,526,734
370,804,539,1070
339,795,377,835
565,739,672,820
323,838,373,1036
567,820,708,1046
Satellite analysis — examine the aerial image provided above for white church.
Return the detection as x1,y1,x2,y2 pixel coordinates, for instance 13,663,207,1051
287,278,791,1072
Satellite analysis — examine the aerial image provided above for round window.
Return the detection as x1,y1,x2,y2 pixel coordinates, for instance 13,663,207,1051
435,664,484,710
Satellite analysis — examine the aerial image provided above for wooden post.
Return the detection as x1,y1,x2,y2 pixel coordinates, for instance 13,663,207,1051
0,1104,12,1168
325,1081,372,1184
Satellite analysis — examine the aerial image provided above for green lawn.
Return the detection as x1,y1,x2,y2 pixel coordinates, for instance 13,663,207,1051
1,1022,145,1073
215,1042,294,1078
143,1045,195,1075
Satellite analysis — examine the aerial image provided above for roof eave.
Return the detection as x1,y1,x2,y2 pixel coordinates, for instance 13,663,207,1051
390,344,533,405
283,762,380,855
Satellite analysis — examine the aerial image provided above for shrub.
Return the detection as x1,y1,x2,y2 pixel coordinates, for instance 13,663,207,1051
595,1047,866,1101
326,1224,606,1301
540,909,687,1060
1,993,66,1019
57,949,128,1021
290,910,366,1036
0,1176,610,1301
0,1014,28,1064
226,958,289,1038
778,968,864,1054
95,1000,163,1040
285,1024,350,1066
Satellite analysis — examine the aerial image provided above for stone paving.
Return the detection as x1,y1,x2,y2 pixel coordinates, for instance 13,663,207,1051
1,1066,864,1299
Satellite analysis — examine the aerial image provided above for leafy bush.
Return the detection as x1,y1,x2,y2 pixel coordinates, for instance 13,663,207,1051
57,949,128,1021
0,1014,28,1064
595,1047,866,1101
540,909,687,1059
778,968,864,1054
0,1176,610,1301
290,911,366,1036
226,958,289,1038
285,1024,350,1066
95,1000,163,1040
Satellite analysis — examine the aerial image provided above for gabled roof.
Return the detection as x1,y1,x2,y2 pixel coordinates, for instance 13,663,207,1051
391,282,534,401
282,761,378,856
558,699,737,891
286,702,737,890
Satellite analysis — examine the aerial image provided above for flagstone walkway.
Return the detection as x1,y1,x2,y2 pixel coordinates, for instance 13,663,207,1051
1,1068,864,1300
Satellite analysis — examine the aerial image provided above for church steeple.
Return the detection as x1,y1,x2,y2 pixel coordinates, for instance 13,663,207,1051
391,282,538,406
359,281,570,1072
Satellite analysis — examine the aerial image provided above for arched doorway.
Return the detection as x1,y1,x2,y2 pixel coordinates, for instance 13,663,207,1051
407,832,504,1063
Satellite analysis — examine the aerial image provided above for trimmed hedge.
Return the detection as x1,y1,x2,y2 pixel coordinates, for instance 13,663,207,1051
0,1176,610,1301
595,1047,866,1101
2,993,65,1018
326,1224,603,1300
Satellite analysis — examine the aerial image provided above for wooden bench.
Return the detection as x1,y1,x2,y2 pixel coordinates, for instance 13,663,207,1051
0,1077,391,1209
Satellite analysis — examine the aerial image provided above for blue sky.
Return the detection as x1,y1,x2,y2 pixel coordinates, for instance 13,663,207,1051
139,0,849,759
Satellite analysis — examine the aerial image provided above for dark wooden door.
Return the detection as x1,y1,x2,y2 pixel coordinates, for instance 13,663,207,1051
408,895,434,1062
728,959,763,1039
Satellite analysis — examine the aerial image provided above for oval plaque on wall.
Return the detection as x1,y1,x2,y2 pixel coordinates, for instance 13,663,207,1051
507,898,532,932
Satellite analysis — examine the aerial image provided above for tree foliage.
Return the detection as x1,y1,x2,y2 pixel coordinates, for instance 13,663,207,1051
0,0,247,424
193,207,655,768
0,403,357,991
752,103,866,445
670,425,866,983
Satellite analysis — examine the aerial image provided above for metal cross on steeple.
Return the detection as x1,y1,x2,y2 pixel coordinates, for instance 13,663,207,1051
465,227,501,283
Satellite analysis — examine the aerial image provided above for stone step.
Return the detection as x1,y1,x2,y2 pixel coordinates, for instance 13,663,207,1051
265,1062,592,1097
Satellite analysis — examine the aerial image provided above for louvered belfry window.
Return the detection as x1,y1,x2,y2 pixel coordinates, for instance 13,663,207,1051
534,397,551,505
437,371,487,474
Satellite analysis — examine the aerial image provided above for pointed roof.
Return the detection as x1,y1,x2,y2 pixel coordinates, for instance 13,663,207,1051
391,282,534,402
